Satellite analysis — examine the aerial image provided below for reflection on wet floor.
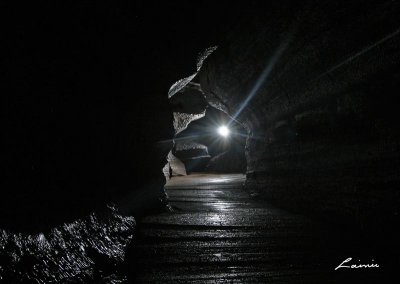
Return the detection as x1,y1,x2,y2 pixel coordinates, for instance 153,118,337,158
166,173,246,187
127,173,392,283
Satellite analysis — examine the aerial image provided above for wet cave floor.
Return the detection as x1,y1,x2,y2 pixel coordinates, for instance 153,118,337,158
124,173,394,283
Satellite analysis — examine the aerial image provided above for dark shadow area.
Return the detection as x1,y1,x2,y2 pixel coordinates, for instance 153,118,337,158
0,0,244,233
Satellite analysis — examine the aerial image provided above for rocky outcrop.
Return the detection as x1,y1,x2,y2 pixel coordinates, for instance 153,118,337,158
175,141,211,173
0,206,135,283
164,151,187,178
164,50,217,176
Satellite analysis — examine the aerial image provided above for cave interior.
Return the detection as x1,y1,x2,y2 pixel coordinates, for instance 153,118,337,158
1,0,400,282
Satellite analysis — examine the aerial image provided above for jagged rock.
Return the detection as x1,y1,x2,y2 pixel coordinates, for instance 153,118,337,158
164,151,187,177
168,46,218,99
173,111,206,135
170,82,208,115
175,141,209,160
0,206,135,283
174,141,211,173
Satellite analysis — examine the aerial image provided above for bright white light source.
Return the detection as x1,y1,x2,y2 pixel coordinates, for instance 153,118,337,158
218,125,230,137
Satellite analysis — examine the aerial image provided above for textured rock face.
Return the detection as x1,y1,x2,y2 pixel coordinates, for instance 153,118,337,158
168,47,218,99
198,0,400,229
0,206,135,283
166,51,216,176
173,112,206,135
170,83,208,115
175,141,210,160
164,151,187,177
175,141,211,173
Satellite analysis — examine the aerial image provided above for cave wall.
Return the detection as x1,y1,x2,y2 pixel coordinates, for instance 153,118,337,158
198,0,400,229
1,2,177,232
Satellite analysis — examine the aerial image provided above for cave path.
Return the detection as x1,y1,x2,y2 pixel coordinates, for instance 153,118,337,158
127,173,383,283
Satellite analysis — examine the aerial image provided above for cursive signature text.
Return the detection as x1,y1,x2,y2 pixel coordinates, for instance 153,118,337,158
335,257,379,270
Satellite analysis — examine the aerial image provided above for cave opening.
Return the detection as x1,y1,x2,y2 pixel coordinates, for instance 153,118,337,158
173,106,247,175
167,80,248,183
